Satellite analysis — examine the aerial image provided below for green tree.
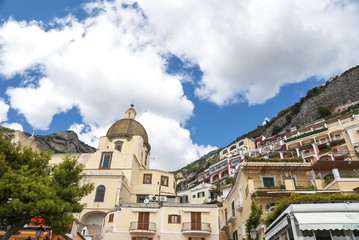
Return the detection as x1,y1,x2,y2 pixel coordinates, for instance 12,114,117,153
0,136,94,240
317,106,331,118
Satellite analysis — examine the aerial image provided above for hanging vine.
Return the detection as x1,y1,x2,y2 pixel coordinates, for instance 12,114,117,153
245,200,262,240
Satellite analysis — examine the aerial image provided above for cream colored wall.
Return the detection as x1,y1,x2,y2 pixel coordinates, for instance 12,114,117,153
49,153,82,165
97,135,149,168
80,175,123,210
101,205,219,240
177,186,212,204
162,207,219,233
135,169,176,196
327,180,359,191
243,138,256,151
114,207,161,232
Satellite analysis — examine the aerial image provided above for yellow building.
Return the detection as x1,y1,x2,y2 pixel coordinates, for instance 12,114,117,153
285,113,359,163
219,138,256,160
48,107,177,239
101,202,219,240
218,159,359,240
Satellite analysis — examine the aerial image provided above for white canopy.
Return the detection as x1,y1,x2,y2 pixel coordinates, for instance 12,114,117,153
294,212,359,231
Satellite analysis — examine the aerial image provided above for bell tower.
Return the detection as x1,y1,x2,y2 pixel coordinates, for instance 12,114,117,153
125,104,136,119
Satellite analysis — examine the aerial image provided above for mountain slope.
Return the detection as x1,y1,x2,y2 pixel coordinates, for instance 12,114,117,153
34,130,96,153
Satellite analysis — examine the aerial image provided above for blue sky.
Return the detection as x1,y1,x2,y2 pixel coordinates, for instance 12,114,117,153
1,0,359,171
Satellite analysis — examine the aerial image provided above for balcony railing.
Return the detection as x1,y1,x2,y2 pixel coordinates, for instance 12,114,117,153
129,222,156,234
181,222,211,234
220,219,229,231
227,210,236,224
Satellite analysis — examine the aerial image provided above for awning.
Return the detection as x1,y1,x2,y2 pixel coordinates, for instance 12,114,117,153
294,212,359,231
265,217,289,240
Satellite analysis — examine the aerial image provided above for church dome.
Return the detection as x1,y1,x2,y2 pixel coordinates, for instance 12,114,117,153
106,107,151,150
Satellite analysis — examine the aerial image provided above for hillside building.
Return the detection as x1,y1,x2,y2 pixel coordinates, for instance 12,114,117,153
177,183,218,204
218,159,359,240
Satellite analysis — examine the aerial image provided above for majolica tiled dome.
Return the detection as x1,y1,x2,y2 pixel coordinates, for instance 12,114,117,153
106,107,151,150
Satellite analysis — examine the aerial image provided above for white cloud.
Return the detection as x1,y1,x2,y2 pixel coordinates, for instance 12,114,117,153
0,98,9,122
1,0,359,171
0,1,201,171
262,117,270,126
137,0,359,105
139,112,217,171
1,3,193,131
69,112,217,171
1,122,23,131
0,18,83,78
69,123,109,148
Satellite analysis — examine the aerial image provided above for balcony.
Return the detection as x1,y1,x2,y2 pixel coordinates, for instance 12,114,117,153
182,222,211,235
129,222,156,234
220,219,229,232
235,201,243,211
227,210,236,224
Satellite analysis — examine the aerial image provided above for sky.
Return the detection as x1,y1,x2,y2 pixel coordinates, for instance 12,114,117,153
0,0,359,171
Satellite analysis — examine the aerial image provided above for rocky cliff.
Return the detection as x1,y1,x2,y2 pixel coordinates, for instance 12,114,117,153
0,127,96,154
34,130,96,153
262,65,359,137
175,65,359,189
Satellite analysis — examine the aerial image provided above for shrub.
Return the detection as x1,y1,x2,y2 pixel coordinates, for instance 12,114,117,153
318,106,331,118
246,201,263,240
265,193,359,226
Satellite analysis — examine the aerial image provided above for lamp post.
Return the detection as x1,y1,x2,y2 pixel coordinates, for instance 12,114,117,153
250,227,258,240
35,226,44,240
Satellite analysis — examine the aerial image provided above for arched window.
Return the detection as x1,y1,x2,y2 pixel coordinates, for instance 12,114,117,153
265,203,276,216
94,185,105,202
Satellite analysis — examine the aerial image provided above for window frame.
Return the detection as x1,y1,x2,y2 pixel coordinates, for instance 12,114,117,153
261,175,276,188
143,174,152,184
99,152,113,169
160,175,169,187
109,213,114,223
168,214,181,224
197,191,205,198
94,185,106,202
114,141,123,152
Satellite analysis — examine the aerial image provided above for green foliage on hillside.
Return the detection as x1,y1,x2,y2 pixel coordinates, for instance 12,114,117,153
0,126,15,135
265,192,359,226
174,149,221,191
340,65,359,77
317,106,331,118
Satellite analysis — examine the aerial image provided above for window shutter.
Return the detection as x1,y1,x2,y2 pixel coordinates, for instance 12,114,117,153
178,215,181,223
148,238,153,240
168,215,172,223
131,238,136,240
109,213,114,223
